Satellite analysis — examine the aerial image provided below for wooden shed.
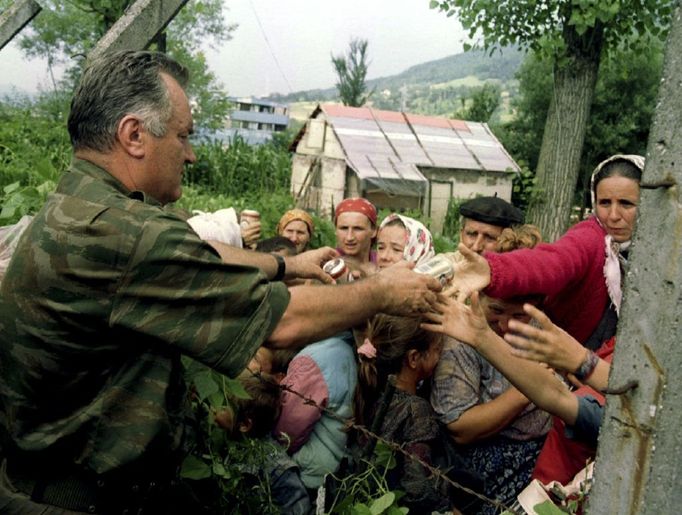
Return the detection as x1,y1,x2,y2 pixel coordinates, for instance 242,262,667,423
290,104,520,234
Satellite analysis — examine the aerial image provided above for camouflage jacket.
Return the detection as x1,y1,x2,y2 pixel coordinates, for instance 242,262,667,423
0,158,289,475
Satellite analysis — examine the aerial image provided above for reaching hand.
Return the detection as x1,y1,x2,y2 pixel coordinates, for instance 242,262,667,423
421,292,492,348
377,261,442,315
446,244,492,302
285,247,339,284
504,304,586,373
241,221,261,248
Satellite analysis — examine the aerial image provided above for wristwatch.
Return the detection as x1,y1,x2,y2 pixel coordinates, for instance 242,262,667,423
272,253,286,281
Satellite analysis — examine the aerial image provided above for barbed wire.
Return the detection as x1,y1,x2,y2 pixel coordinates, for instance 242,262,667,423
245,368,522,515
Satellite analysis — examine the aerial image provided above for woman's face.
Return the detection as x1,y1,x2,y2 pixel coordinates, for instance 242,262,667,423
595,176,640,243
376,224,407,269
282,220,310,253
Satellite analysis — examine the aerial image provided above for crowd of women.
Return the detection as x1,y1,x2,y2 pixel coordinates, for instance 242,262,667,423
204,154,644,514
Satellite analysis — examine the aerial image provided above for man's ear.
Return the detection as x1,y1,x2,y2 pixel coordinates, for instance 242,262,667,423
117,114,146,158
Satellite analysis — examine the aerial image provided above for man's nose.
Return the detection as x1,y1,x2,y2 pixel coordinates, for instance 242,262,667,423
471,235,485,254
185,144,197,164
498,317,511,334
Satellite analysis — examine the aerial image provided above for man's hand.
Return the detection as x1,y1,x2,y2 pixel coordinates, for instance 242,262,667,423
284,247,338,284
504,304,587,373
445,243,492,302
422,292,492,349
375,261,441,315
241,221,261,248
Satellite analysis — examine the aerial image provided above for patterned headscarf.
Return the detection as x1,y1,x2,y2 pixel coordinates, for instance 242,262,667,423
589,154,645,315
334,198,377,226
379,214,435,266
276,209,314,237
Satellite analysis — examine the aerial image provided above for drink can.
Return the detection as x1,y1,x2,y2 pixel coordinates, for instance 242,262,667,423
240,209,260,228
414,254,454,286
323,258,350,281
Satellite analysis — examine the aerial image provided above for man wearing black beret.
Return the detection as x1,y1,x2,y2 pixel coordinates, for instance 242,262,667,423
458,196,524,254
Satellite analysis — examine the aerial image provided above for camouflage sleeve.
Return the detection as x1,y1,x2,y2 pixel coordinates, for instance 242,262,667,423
110,213,289,378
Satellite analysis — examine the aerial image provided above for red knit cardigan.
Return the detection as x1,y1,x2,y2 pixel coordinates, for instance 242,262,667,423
484,216,608,344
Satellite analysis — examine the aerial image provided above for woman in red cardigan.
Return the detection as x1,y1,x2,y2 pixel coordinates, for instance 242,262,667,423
450,154,644,348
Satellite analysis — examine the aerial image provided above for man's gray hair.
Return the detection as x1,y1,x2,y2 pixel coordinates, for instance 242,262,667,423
68,50,190,152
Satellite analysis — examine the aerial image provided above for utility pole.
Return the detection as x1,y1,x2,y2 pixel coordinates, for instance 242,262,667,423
587,2,682,513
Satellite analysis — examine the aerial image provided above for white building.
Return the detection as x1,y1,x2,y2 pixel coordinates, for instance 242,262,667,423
290,104,520,234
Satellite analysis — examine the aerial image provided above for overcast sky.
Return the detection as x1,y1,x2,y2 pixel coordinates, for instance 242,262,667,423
0,0,467,97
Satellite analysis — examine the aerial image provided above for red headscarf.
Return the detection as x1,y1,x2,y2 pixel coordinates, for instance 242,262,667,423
334,198,377,226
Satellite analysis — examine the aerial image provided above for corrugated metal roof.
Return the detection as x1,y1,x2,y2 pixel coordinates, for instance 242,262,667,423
313,105,519,183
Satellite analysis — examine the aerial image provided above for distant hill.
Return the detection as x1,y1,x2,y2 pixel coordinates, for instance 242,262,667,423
267,47,526,118
0,84,31,99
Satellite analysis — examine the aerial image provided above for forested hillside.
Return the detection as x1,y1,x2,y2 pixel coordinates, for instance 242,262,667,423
269,47,525,118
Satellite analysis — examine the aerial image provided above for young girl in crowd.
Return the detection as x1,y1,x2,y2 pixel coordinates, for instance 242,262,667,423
354,314,482,514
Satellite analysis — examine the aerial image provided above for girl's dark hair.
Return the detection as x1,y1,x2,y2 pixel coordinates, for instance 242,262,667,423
255,236,297,255
592,158,643,197
230,373,281,438
353,314,439,429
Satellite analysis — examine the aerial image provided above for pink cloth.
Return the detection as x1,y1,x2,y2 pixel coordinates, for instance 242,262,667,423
484,216,608,344
275,355,328,453
357,339,377,359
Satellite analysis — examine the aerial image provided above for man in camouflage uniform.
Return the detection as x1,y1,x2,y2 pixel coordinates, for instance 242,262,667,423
0,50,439,514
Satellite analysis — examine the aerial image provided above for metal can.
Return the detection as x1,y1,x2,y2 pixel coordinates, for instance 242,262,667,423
323,258,351,281
414,254,454,286
240,209,260,229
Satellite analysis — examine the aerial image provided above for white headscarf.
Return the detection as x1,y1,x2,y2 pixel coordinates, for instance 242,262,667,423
589,154,645,314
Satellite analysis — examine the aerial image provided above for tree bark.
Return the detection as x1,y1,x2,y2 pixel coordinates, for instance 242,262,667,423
587,4,682,512
526,24,603,242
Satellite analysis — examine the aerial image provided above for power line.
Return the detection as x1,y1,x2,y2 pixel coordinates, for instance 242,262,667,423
248,0,294,95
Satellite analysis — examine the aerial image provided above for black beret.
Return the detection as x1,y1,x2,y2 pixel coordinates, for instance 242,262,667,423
459,196,524,228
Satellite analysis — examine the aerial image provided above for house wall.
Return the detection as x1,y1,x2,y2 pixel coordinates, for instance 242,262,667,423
294,116,345,160
366,191,421,212
421,167,515,234
291,153,346,217
292,113,348,216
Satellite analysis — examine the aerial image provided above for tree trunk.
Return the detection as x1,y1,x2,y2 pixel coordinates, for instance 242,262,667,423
587,4,682,512
525,25,603,242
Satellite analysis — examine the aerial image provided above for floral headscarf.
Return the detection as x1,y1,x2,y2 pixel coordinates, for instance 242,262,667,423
589,154,645,315
379,214,435,266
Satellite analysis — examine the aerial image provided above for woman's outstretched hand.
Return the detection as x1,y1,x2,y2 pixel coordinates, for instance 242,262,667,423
422,292,491,348
442,244,492,302
504,303,587,374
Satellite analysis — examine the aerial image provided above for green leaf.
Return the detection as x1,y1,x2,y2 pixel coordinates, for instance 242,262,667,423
180,455,212,480
3,182,21,194
429,0,439,9
224,377,251,400
212,462,227,477
351,504,372,515
192,370,220,401
534,500,567,515
463,42,472,52
370,492,395,514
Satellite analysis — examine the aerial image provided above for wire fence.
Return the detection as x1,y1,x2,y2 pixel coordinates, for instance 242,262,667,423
246,368,522,515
